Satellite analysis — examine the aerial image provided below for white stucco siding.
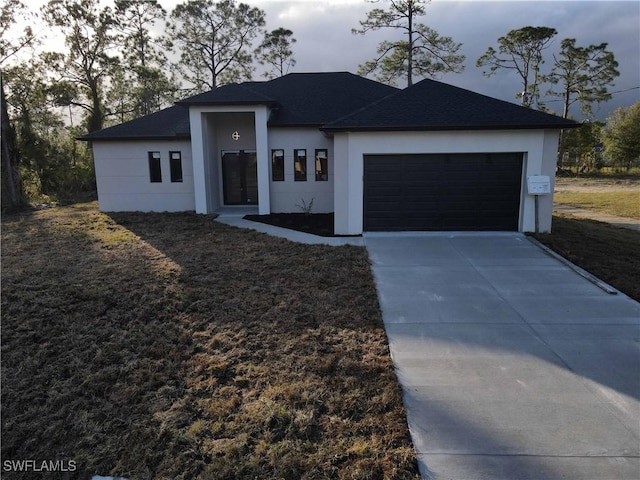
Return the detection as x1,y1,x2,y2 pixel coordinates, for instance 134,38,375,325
333,134,350,231
534,129,562,231
267,128,334,213
93,140,195,212
334,129,559,235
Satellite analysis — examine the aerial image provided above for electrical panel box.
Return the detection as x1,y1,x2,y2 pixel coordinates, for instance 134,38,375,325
527,175,551,195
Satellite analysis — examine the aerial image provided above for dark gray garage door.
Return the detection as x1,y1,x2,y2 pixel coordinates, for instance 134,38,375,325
364,153,523,231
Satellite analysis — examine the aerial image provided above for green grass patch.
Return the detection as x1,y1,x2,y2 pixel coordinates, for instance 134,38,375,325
554,191,640,219
534,213,640,301
1,203,419,479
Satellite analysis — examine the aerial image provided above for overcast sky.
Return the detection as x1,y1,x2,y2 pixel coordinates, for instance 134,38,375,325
239,0,640,121
25,0,640,121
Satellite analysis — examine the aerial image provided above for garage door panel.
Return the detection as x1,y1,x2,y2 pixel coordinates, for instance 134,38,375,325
367,174,402,185
439,185,478,196
367,186,405,196
364,153,523,231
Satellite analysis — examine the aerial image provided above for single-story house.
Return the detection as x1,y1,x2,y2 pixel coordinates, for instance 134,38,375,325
80,72,577,234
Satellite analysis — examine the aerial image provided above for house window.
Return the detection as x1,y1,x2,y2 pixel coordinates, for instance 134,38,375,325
148,152,162,183
272,149,284,181
170,151,183,182
315,149,328,181
294,149,307,181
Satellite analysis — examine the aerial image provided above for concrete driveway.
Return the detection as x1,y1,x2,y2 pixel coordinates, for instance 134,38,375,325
364,233,640,480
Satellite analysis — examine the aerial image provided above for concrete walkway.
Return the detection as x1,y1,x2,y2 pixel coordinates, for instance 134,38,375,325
365,232,640,480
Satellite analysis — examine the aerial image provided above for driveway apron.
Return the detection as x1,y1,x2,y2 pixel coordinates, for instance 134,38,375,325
364,232,640,480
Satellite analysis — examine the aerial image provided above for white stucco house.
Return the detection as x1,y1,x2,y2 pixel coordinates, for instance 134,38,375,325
80,72,577,234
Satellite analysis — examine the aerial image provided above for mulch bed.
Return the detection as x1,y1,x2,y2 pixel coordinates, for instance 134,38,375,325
245,213,351,237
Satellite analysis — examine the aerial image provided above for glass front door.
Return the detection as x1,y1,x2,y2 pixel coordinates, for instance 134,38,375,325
222,151,258,205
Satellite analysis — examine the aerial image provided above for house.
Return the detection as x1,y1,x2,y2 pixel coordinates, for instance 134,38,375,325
79,72,577,234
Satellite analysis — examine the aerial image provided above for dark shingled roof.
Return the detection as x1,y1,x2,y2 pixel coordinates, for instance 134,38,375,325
80,73,398,140
77,105,190,141
178,72,400,126
176,82,276,106
323,78,579,132
251,72,399,126
79,73,576,141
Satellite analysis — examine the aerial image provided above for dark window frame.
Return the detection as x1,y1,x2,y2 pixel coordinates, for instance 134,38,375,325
148,151,162,183
315,149,328,181
271,149,284,181
169,151,183,183
294,149,307,182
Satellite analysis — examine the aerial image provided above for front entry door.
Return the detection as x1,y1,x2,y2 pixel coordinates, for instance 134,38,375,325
222,151,258,205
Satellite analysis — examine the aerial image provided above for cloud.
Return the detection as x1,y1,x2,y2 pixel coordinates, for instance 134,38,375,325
27,0,640,120
256,0,639,119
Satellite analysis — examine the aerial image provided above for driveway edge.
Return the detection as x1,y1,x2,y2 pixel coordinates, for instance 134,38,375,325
526,236,619,295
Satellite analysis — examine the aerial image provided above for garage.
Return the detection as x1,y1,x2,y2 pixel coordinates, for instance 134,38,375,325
363,153,523,231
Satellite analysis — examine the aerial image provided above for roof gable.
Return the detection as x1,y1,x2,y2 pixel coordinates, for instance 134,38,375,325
323,78,579,132
177,82,276,106
79,73,578,141
252,72,399,126
178,72,399,126
80,73,399,140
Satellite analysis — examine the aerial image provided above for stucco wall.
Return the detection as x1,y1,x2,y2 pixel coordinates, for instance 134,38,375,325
267,128,334,213
93,140,194,212
333,129,559,235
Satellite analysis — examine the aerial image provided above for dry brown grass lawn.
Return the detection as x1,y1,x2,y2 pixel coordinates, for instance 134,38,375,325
1,203,419,480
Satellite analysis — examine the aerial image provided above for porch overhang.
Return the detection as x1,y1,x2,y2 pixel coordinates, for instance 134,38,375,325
189,105,270,215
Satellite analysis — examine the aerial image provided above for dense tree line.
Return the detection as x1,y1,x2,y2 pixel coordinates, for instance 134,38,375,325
555,102,640,173
0,0,296,210
1,0,635,210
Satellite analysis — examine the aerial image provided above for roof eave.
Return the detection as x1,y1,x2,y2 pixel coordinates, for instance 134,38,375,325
267,122,325,128
176,100,277,107
77,134,191,142
321,123,580,133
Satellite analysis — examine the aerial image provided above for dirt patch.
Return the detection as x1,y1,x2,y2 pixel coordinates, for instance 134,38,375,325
1,203,419,479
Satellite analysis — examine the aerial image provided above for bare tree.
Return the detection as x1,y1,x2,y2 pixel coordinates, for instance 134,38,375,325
255,28,296,79
477,26,557,108
166,0,265,91
43,0,119,133
114,0,179,118
352,0,465,87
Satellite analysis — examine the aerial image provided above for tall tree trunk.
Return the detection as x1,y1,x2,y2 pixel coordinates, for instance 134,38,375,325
87,83,104,133
1,72,25,212
556,129,566,169
556,86,571,168
407,5,413,87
